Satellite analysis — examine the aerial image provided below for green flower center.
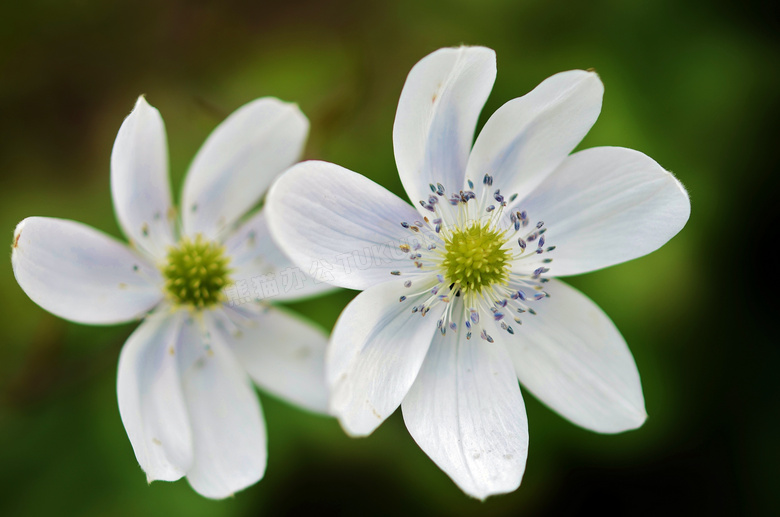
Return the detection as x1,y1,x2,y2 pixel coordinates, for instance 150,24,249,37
162,235,231,309
441,222,510,294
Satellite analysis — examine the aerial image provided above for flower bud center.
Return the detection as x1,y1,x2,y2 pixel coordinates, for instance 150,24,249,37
163,235,231,309
441,222,509,294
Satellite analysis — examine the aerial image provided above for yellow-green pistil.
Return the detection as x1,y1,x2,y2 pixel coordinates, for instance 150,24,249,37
441,222,510,294
163,235,231,309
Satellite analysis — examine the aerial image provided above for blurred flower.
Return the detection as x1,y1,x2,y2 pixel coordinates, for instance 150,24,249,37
265,46,691,499
11,96,331,498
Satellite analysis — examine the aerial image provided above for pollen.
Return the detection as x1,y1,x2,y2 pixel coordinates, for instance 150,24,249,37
441,222,510,294
162,235,231,309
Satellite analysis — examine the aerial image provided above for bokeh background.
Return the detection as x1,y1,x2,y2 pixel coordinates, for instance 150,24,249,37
1,0,777,515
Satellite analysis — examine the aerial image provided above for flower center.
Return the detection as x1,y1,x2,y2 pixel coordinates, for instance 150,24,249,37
162,235,231,309
441,222,510,294
390,174,557,341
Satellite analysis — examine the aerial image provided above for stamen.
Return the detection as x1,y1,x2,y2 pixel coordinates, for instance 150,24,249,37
391,178,554,340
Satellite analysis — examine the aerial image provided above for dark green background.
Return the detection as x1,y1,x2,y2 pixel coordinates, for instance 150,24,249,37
1,0,777,515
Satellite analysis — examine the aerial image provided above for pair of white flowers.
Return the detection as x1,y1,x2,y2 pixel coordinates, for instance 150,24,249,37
11,46,689,500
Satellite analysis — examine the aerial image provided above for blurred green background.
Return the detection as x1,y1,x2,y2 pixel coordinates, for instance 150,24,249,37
1,0,777,515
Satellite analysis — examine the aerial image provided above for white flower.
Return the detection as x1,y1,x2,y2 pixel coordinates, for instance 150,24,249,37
11,96,332,499
265,46,691,499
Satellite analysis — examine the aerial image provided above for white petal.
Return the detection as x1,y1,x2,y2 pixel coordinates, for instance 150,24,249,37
218,306,329,414
393,46,496,214
466,70,603,201
111,96,176,259
266,161,430,290
11,217,163,325
506,279,646,433
402,328,529,500
181,98,308,240
177,315,267,499
518,147,691,276
222,209,333,302
117,310,192,482
327,278,444,436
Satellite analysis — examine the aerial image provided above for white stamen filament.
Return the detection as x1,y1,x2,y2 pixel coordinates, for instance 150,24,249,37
394,175,555,340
